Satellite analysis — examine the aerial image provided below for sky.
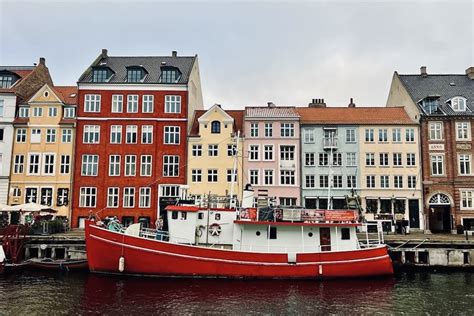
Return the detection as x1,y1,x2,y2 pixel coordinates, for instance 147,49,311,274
0,0,473,109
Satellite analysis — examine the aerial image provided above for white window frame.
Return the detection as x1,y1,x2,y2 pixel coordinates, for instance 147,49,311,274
48,107,57,117
27,153,41,175
208,144,218,157
126,125,138,144
345,129,356,143
110,125,122,144
429,122,443,140
109,155,121,176
191,169,202,182
142,125,153,144
13,154,24,174
81,154,99,176
164,126,180,145
127,95,139,113
83,125,100,144
264,169,274,186
163,155,179,177
264,123,273,137
125,155,137,176
249,169,259,185
46,128,56,143
165,95,181,113
250,123,259,138
263,145,274,161
140,155,152,176
460,190,474,210
60,155,70,174
16,128,27,143
42,153,56,175
111,95,123,113
430,154,444,176
249,145,259,161
392,128,401,142
458,154,472,176
84,94,101,113
280,123,295,138
192,144,202,157
456,122,471,141
303,129,315,143
139,187,151,208
123,187,135,208
142,95,154,113
79,187,97,207
107,187,120,208
61,129,72,143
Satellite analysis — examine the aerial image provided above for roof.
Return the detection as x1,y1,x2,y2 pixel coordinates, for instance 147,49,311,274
78,54,196,84
296,107,415,125
189,109,244,136
52,86,77,105
0,66,35,92
245,106,300,118
397,72,474,117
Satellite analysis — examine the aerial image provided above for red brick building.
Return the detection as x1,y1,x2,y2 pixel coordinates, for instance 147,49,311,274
387,66,474,233
72,49,203,228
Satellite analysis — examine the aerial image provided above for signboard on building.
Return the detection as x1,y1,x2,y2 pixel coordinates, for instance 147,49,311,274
456,143,472,151
429,144,444,151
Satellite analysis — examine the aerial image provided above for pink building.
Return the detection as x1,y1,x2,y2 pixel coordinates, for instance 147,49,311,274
243,105,300,206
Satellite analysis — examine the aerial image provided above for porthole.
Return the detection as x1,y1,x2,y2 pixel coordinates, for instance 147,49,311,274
308,232,313,237
256,231,261,236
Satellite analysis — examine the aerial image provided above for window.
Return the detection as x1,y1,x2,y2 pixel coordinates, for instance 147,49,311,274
380,175,389,188
0,75,13,88
57,188,69,206
31,129,41,143
92,69,108,82
161,69,180,83
111,95,123,113
32,107,43,117
319,175,329,188
227,144,236,157
333,175,342,188
108,155,120,176
227,169,237,183
0,129,3,142
305,153,315,166
366,175,375,188
461,190,474,209
451,97,467,112
365,129,374,142
125,155,137,176
25,188,38,203
46,129,56,143
140,155,152,176
365,153,375,166
40,188,53,206
192,144,202,156
281,123,294,137
19,107,29,118
48,107,57,117
16,128,26,143
280,146,295,161
378,129,388,142
268,227,277,239
346,153,356,166
79,187,97,207
263,145,273,160
123,187,135,208
126,125,138,144
341,228,350,240
191,169,202,182
126,95,139,113
408,175,417,188
164,126,179,144
456,122,471,141
0,100,3,116
142,95,154,113
264,169,274,185
280,198,297,207
346,129,356,143
319,153,329,166
407,153,416,166
406,128,415,142
127,68,143,82
163,155,179,177
380,153,389,166
249,169,259,185
110,125,122,144
81,155,99,176
347,175,356,188
249,145,259,161
431,155,444,176
304,129,315,143
83,125,100,144
211,121,221,134
13,155,24,174
107,187,119,208
208,169,218,182
61,129,72,143
208,144,218,156
138,125,153,144
392,128,401,142
264,123,273,137
429,122,443,140
250,123,258,137
332,153,342,166
84,94,101,112
394,175,403,188
393,153,402,166
28,154,40,175
64,107,75,118
60,155,70,174
459,154,472,175
139,187,151,208
280,170,295,185
165,95,181,113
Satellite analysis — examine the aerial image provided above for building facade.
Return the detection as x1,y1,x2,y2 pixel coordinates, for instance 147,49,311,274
8,84,77,218
0,58,52,204
187,105,244,206
243,105,300,206
72,49,203,228
387,66,474,233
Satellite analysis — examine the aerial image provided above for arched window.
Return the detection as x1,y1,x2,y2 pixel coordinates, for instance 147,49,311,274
450,97,467,112
429,193,451,205
211,121,221,134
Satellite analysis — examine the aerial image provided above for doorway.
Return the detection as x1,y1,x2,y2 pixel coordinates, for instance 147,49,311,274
429,206,451,233
320,227,331,252
408,199,420,229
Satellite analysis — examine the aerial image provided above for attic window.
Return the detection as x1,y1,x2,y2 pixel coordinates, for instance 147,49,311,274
451,96,467,112
92,69,109,82
160,67,181,83
0,74,14,88
421,97,439,115
211,121,221,134
127,67,145,83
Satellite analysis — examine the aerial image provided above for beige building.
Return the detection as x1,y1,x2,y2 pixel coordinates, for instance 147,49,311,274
187,105,244,206
8,84,77,217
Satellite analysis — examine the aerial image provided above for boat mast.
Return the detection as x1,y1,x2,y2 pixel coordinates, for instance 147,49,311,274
327,131,334,210
229,130,240,209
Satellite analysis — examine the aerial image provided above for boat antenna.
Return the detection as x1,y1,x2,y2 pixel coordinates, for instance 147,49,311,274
229,130,240,209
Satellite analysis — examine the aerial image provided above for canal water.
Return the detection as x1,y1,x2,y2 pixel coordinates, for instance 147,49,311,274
0,271,473,315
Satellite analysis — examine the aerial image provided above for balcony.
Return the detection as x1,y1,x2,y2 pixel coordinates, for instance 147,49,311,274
323,137,338,150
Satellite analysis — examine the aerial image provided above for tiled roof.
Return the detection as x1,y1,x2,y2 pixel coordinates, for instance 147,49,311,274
0,66,35,93
189,109,244,136
296,107,415,125
245,106,300,118
398,73,474,117
53,86,77,105
78,54,196,84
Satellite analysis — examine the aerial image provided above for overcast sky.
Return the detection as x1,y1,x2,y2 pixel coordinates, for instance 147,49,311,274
1,0,473,109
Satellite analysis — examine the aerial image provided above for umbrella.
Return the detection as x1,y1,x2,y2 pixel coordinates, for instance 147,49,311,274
0,204,16,211
9,203,57,213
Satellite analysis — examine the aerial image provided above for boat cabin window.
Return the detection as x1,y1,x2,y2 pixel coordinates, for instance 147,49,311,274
181,212,187,220
215,213,221,220
198,212,204,220
341,228,350,240
308,232,313,237
268,227,277,239
172,211,178,219
256,231,261,236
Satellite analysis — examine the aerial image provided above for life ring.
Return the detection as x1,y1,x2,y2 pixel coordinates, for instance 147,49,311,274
208,223,222,236
195,225,204,237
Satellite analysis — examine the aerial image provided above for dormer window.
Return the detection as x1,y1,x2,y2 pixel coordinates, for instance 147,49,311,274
421,97,440,115
127,67,146,83
160,67,181,83
211,121,221,134
451,96,467,112
0,71,19,88
92,68,111,82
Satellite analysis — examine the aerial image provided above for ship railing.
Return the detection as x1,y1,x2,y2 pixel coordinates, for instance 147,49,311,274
358,222,384,248
139,227,169,241
239,208,358,223
241,244,323,253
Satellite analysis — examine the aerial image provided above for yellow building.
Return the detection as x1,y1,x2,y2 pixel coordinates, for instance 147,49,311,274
187,105,244,206
8,84,77,218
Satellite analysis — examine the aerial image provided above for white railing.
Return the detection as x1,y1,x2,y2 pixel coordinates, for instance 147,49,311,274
323,137,338,148
358,222,384,248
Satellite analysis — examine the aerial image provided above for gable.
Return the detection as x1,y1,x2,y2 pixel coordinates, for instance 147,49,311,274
28,84,62,104
198,104,234,124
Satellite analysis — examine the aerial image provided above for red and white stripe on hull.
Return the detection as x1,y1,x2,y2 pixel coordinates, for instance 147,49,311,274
86,222,394,279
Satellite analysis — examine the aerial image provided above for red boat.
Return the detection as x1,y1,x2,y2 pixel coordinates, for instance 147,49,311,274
86,206,393,279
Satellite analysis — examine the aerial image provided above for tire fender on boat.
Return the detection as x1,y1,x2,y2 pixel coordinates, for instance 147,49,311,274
208,223,222,236
119,256,125,272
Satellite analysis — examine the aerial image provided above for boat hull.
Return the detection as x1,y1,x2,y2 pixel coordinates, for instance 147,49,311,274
86,222,394,279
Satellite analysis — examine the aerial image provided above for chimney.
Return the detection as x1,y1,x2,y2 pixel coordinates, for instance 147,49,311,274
267,102,275,107
348,98,356,108
308,98,326,108
420,66,427,77
172,51,177,57
466,67,474,80
101,49,108,58
39,57,46,66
